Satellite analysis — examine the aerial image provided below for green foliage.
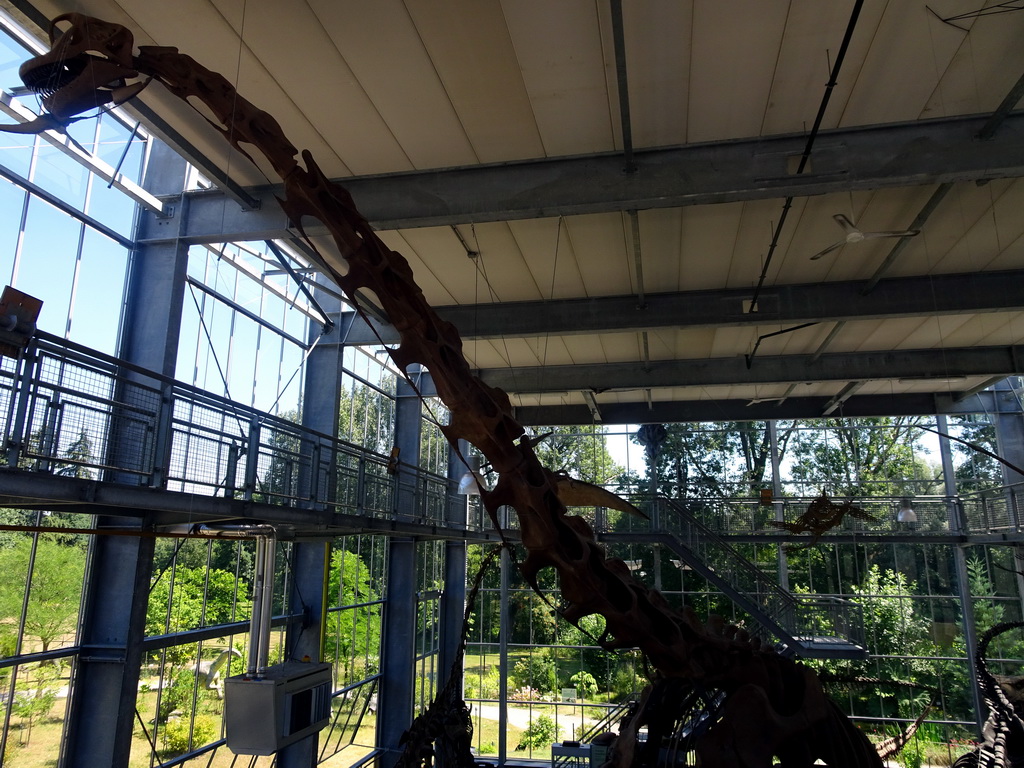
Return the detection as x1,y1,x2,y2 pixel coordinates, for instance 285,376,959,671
948,416,1003,494
852,566,929,659
324,546,381,678
512,652,556,693
557,613,608,679
896,733,924,768
159,667,200,722
529,425,621,486
608,661,641,701
339,373,396,454
152,537,255,586
569,670,597,699
12,665,60,729
161,714,217,755
55,429,95,478
967,556,1024,660
146,566,239,636
516,714,560,750
464,666,501,700
0,536,86,652
787,417,935,498
634,421,783,499
509,589,557,644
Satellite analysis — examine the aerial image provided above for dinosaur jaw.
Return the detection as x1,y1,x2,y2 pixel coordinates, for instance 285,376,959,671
17,13,143,124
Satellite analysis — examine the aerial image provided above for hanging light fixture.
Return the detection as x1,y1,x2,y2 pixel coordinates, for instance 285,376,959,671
457,455,484,496
897,497,917,524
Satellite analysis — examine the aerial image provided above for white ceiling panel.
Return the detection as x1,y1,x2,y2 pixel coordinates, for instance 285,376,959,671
15,0,1024,423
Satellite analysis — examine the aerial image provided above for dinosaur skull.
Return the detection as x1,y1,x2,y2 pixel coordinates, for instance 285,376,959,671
18,13,143,123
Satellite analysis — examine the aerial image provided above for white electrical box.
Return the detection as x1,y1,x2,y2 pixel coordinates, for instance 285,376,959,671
224,661,332,755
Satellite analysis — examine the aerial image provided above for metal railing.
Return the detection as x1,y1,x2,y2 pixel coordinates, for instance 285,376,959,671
0,332,464,528
959,483,1024,535
653,496,864,652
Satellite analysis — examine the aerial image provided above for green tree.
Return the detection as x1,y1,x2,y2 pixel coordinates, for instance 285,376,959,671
948,416,1003,494
0,537,86,653
147,565,240,636
834,566,935,719
55,429,95,478
787,417,935,498
339,373,396,454
636,421,795,500
324,546,381,678
258,410,303,503
529,425,621,486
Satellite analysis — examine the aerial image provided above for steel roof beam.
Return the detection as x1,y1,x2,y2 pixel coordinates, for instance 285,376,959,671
150,113,1024,240
512,391,1018,426
465,345,1024,394
340,269,1024,344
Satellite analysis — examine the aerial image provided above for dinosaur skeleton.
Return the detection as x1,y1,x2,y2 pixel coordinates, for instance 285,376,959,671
770,493,878,550
8,14,888,768
955,622,1024,768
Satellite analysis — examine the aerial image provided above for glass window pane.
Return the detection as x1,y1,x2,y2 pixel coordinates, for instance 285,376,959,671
14,198,81,333
67,230,129,353
30,144,89,210
0,181,25,285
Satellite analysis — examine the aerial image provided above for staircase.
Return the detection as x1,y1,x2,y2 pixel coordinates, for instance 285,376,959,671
650,496,867,659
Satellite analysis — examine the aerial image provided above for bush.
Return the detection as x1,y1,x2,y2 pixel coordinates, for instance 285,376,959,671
512,653,556,693
162,714,217,755
465,667,501,699
516,714,561,750
569,671,598,699
609,663,641,701
159,668,198,722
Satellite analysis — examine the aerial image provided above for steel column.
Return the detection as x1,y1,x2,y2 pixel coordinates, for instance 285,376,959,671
377,537,418,768
992,379,1024,487
438,441,469,696
278,275,345,767
769,421,790,592
62,139,189,767
937,414,985,736
377,371,423,767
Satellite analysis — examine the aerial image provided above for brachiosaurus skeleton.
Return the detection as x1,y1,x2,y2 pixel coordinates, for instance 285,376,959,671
9,14,885,768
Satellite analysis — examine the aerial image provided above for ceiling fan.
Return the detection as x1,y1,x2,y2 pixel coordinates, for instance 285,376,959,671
809,213,920,260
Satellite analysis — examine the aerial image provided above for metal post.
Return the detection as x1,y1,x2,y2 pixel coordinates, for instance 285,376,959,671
992,379,1024,487
378,367,424,768
5,344,37,468
394,368,423,520
498,537,510,762
277,540,331,768
148,382,175,488
278,274,343,768
62,138,188,767
243,414,260,501
246,533,277,678
769,420,790,592
937,414,985,736
438,441,469,690
377,537,418,768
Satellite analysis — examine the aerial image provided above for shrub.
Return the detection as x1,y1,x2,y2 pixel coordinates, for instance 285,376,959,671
609,663,641,701
516,714,561,750
465,667,501,699
512,653,556,693
159,668,198,722
569,671,598,699
162,714,217,755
